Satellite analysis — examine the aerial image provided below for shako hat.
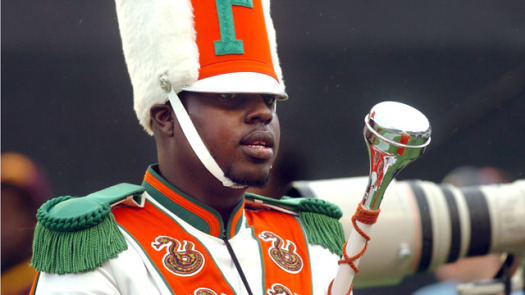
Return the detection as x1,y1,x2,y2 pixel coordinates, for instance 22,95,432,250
115,0,287,135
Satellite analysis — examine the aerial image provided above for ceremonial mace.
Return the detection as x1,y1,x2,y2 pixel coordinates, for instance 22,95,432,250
330,101,432,294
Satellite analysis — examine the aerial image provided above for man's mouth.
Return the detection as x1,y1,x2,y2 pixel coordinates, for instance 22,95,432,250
246,141,270,149
241,132,275,160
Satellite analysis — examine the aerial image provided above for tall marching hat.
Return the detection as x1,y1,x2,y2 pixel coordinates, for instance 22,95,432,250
115,0,287,134
115,0,287,187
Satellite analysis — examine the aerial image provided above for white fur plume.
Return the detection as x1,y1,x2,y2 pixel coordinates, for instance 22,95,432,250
262,0,285,87
115,0,199,135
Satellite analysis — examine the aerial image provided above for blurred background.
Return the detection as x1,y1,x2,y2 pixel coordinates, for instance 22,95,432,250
2,0,524,294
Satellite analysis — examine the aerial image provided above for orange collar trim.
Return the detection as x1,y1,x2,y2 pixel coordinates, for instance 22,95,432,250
142,165,245,238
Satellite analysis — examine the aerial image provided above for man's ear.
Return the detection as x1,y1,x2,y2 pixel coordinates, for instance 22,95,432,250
150,104,174,136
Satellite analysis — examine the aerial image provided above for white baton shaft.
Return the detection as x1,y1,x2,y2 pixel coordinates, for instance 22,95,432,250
332,216,374,294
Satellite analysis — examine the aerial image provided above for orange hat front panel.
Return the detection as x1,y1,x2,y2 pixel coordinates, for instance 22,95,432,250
193,0,278,82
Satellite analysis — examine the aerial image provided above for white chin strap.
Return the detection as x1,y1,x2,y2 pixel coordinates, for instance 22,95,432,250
162,79,246,189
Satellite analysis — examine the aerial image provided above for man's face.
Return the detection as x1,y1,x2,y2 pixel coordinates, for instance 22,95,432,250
178,92,281,187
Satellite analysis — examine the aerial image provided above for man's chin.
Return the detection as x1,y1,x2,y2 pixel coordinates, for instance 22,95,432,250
231,177,270,188
224,167,270,188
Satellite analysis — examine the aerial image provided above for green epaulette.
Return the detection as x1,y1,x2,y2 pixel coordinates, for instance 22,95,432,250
32,183,145,274
245,193,345,256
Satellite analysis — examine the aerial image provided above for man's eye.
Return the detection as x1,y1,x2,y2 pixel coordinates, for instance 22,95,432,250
262,95,276,106
219,93,236,100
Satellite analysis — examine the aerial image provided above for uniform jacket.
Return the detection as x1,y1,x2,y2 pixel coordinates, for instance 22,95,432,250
31,165,340,294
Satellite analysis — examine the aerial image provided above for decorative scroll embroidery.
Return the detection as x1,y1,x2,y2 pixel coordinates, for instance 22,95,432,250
194,288,227,295
259,231,303,274
266,283,295,295
152,236,205,276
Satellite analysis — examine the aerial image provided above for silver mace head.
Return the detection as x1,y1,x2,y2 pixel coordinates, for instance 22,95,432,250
362,101,432,210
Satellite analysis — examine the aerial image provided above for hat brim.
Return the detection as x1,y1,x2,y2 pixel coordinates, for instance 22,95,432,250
180,72,288,100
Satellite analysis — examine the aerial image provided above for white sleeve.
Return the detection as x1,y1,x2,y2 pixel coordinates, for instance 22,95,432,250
34,266,120,295
308,244,340,294
33,237,169,295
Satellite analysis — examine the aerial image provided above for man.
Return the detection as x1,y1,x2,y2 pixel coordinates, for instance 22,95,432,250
31,0,345,294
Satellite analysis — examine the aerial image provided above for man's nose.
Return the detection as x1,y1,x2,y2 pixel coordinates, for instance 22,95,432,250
245,97,274,124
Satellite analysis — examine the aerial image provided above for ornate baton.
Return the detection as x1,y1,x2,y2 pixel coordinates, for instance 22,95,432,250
330,101,431,294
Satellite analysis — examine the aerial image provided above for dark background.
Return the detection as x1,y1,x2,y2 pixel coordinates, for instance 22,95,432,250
2,1,525,293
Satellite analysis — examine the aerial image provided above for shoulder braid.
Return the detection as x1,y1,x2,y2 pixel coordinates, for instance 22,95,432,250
32,183,145,274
